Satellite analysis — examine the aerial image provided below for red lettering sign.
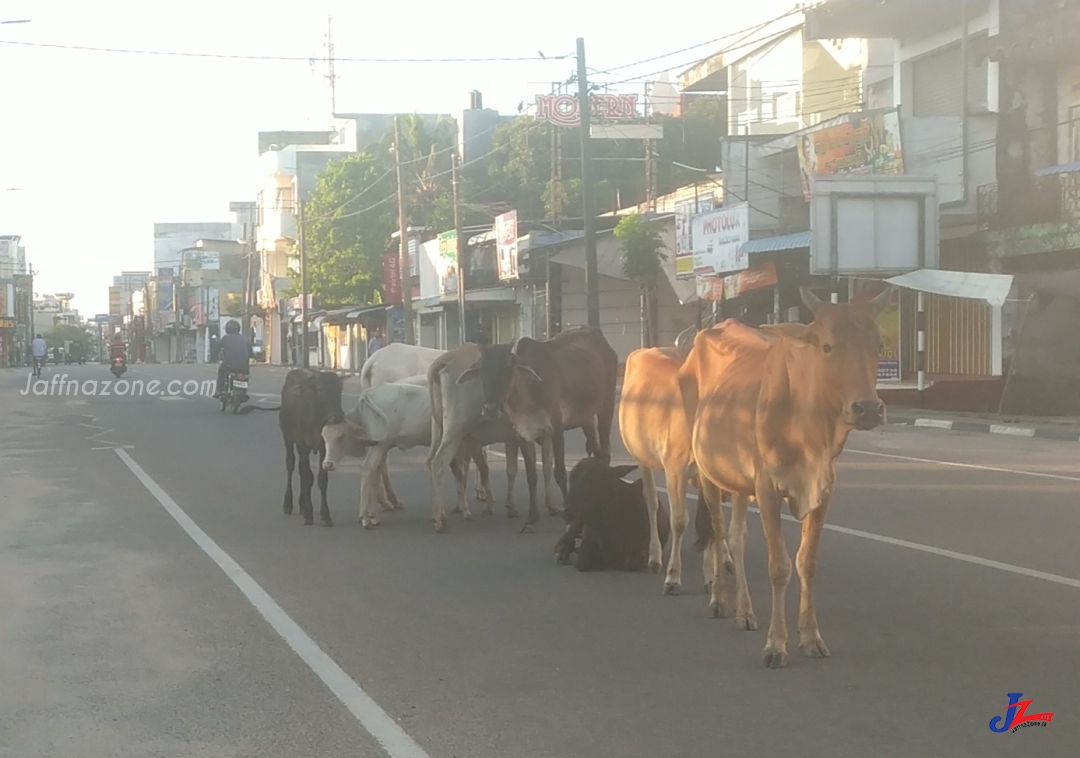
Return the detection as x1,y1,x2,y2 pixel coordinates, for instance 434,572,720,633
383,253,402,304
535,94,639,127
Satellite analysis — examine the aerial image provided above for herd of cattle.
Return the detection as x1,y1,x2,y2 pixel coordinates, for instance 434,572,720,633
275,286,890,668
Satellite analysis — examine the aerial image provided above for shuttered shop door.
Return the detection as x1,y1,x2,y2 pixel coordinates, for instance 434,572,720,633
911,39,988,116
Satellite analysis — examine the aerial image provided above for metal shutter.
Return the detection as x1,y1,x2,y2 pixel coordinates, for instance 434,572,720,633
911,37,988,116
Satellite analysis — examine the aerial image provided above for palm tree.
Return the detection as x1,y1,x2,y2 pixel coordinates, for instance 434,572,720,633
615,214,668,348
379,114,458,230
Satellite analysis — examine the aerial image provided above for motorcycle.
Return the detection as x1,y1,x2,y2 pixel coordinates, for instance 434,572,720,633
220,370,249,414
110,356,127,378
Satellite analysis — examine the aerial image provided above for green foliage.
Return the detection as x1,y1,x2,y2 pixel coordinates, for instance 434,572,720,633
614,214,668,284
45,324,88,348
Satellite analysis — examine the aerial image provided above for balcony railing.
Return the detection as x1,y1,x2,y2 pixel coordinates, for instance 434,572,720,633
977,173,1080,231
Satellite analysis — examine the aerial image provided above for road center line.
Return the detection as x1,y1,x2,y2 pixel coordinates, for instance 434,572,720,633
113,448,431,758
844,448,1080,483
485,450,1080,590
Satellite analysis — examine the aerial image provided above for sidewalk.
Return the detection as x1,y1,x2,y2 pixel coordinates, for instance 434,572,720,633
886,406,1080,442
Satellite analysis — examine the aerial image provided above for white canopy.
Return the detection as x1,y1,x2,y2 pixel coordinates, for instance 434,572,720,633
884,269,1014,308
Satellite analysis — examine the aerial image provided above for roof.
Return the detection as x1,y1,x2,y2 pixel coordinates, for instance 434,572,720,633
740,231,812,255
1035,162,1080,177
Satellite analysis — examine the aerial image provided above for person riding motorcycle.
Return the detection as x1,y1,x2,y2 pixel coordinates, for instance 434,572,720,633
109,334,127,363
31,333,47,374
215,320,251,399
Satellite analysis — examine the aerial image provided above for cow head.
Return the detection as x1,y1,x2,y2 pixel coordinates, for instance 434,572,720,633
320,417,379,471
313,370,346,426
796,286,890,431
562,457,639,523
455,339,542,421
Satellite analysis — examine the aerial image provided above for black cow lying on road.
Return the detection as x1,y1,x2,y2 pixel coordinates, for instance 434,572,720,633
278,368,346,526
553,458,671,572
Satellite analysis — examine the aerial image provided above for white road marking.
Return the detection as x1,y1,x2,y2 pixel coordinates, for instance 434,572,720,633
113,449,432,758
990,424,1035,437
913,418,952,429
91,445,134,450
844,448,1080,484
487,448,1080,590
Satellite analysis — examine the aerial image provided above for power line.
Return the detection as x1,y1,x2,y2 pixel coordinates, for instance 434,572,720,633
0,38,571,62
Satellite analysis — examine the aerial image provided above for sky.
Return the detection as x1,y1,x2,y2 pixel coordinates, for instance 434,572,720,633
0,0,794,316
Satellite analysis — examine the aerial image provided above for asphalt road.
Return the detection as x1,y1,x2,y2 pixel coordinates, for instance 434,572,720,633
2,361,1078,757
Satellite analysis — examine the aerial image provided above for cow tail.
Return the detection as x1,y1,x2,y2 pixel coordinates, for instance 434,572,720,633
693,498,713,552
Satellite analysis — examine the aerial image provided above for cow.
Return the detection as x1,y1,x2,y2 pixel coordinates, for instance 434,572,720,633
681,287,889,668
454,327,619,527
619,346,733,599
552,457,672,572
359,343,489,510
320,375,494,528
278,368,346,526
427,343,540,533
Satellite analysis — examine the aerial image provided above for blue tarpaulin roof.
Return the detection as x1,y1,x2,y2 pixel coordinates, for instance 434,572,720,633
1035,162,1080,177
739,231,812,255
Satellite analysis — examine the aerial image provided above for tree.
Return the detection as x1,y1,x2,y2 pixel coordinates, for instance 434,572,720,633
615,214,668,347
46,324,89,348
301,152,398,307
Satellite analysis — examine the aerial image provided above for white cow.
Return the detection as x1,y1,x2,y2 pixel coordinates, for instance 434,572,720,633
322,376,492,528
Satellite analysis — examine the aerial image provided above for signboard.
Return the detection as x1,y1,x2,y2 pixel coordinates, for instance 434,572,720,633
495,210,519,281
690,202,750,276
0,317,14,329
535,93,639,127
797,108,904,201
186,251,221,271
108,286,122,319
0,280,12,318
386,305,406,344
383,253,403,304
876,287,902,381
158,267,174,314
674,196,714,280
437,230,459,296
94,314,110,325
207,287,219,322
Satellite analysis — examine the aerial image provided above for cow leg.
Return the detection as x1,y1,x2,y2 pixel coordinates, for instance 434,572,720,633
659,464,691,595
449,453,474,520
282,438,296,515
573,527,603,572
729,494,757,632
596,387,616,465
640,468,664,574
503,439,520,519
582,417,600,459
358,447,387,529
471,447,495,515
699,479,732,618
427,436,463,533
316,442,332,527
518,439,540,534
551,427,569,505
755,484,791,668
796,495,832,660
297,444,315,526
539,435,561,519
380,459,405,511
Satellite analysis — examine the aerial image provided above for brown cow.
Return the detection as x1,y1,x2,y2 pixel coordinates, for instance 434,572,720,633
680,287,889,668
619,346,732,599
455,327,619,530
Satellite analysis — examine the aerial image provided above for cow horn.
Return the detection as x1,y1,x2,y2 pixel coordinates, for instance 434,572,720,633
868,286,893,312
509,338,521,356
800,286,824,314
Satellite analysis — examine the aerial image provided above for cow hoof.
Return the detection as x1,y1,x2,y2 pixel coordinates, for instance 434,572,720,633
362,520,380,530
462,511,473,521
380,503,395,512
663,581,681,596
546,507,562,517
648,561,662,574
708,600,731,619
506,508,520,519
321,519,333,527
394,502,406,511
763,643,788,669
303,517,314,526
735,614,758,632
520,523,537,535
799,635,830,659
434,521,446,533
450,506,463,515
283,504,293,515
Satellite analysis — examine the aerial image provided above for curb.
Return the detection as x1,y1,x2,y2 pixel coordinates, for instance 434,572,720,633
887,416,1080,442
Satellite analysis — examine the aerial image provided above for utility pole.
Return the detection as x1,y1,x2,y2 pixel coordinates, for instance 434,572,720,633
298,198,309,367
27,265,35,340
451,150,467,345
576,37,600,329
324,15,338,114
394,114,416,345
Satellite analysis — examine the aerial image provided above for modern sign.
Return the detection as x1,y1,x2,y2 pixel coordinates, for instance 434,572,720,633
690,202,750,277
535,93,640,127
810,174,939,276
674,196,715,280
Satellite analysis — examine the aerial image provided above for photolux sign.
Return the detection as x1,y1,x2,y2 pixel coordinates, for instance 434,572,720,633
383,253,403,305
535,93,639,127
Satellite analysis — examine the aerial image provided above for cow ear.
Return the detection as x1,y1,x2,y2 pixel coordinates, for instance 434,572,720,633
513,364,542,383
610,464,638,479
868,287,893,313
456,361,482,385
800,286,824,315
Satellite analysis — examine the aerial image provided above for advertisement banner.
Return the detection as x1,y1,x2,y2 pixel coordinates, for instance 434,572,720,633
207,287,219,323
383,253,403,304
876,287,902,381
0,280,12,318
495,210,519,281
437,230,459,296
675,196,715,280
797,108,904,201
690,202,750,277
108,286,122,318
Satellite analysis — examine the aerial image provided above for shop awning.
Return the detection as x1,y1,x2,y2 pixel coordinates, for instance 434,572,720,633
344,304,386,320
884,269,1014,308
739,231,812,256
1035,161,1080,177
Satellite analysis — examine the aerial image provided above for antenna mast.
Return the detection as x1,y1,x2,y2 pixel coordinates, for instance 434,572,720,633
324,15,338,114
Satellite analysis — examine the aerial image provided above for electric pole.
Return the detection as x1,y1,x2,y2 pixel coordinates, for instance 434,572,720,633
27,265,35,339
451,150,467,345
298,198,309,367
394,114,416,345
576,37,600,328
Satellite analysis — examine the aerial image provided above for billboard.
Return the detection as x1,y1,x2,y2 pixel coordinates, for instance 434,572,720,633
108,286,122,320
383,253,402,304
876,287,902,382
797,108,904,201
157,267,174,314
690,202,750,277
674,196,714,280
0,280,12,318
535,93,639,127
495,211,519,281
437,231,459,296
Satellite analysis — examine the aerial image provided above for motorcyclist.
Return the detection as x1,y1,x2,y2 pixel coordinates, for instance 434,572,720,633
215,320,251,399
109,333,126,363
31,334,47,374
